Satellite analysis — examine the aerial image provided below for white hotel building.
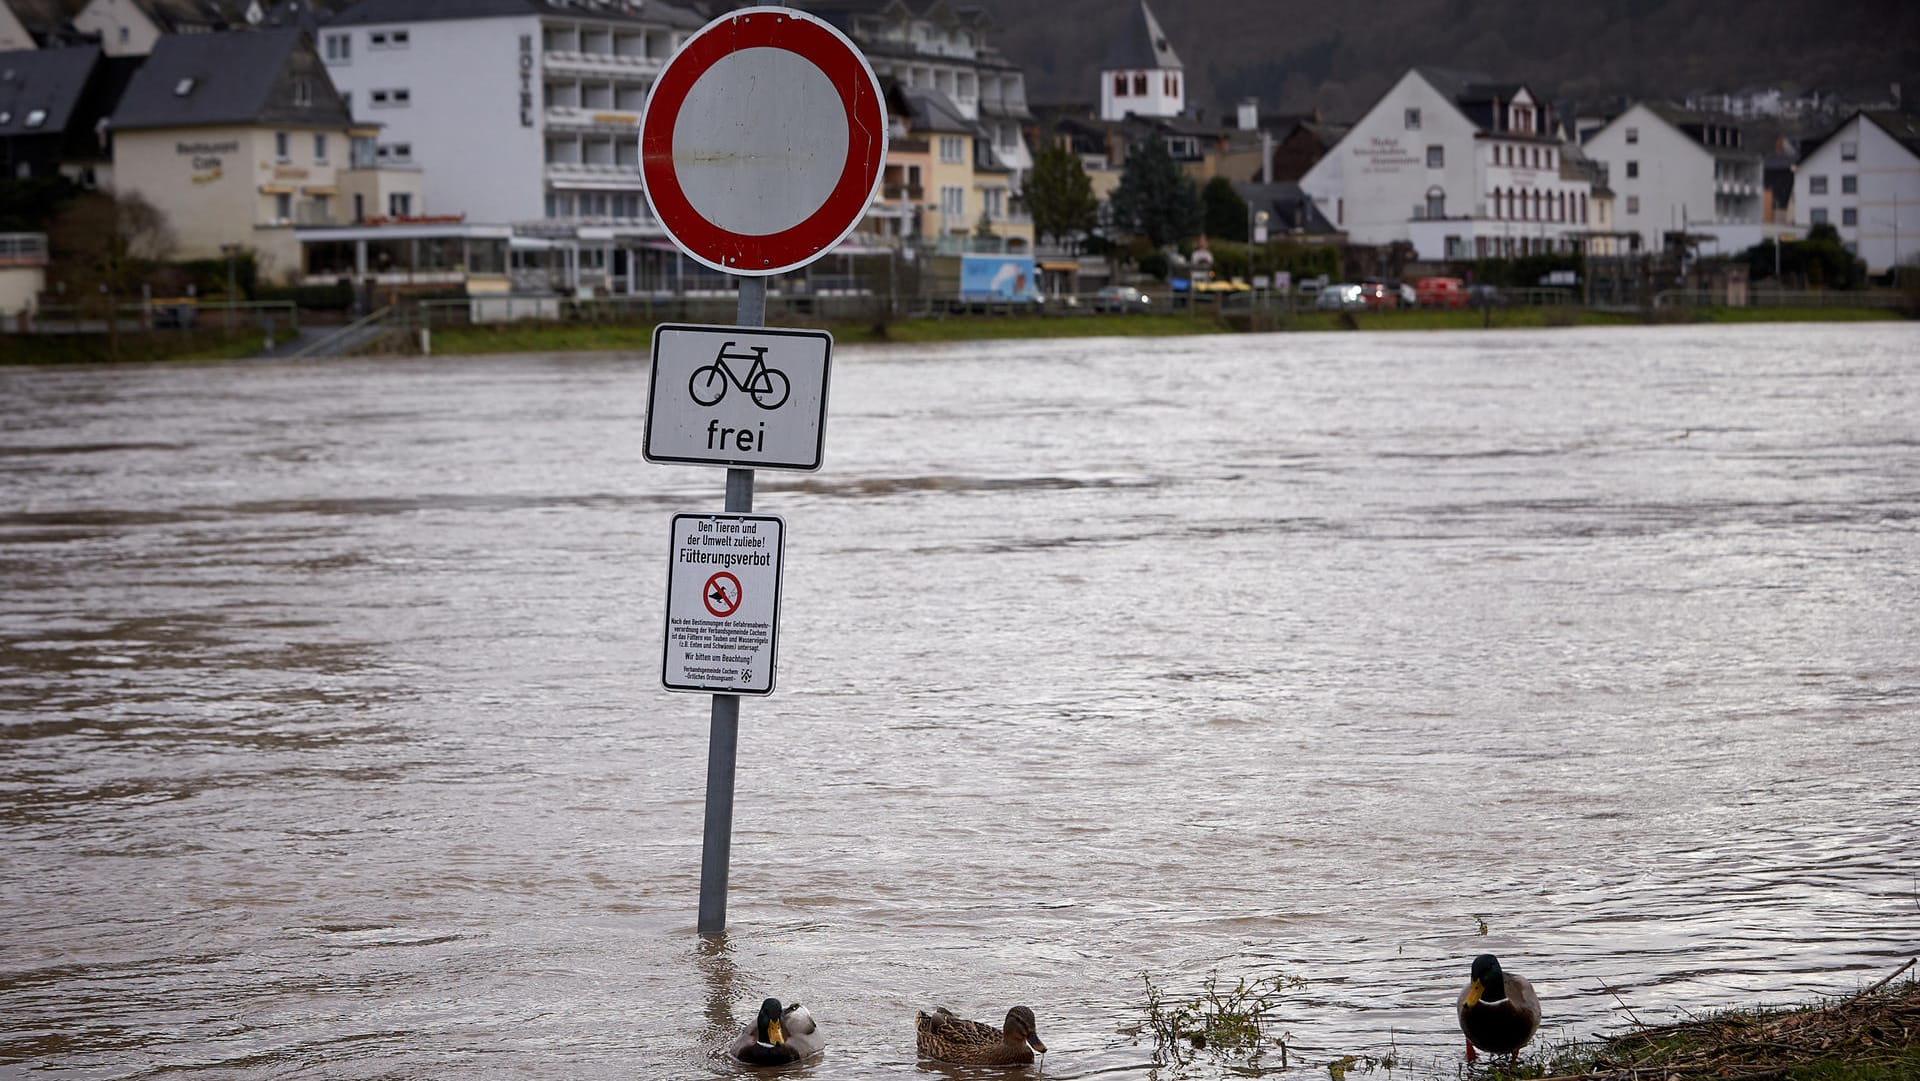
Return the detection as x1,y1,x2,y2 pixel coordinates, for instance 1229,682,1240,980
1793,110,1920,275
317,0,705,291
1301,68,1598,261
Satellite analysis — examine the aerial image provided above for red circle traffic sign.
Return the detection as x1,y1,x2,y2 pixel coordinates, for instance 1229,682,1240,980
703,572,743,617
640,7,887,276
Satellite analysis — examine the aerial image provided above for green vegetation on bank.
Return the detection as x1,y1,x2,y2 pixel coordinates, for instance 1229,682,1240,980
4,303,1904,364
1126,963,1918,1081
2,329,267,365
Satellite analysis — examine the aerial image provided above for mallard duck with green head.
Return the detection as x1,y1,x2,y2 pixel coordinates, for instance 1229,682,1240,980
914,1005,1046,1066
1456,953,1540,1063
727,997,822,1066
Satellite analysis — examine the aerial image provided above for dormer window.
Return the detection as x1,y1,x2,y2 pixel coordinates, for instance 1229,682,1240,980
175,77,195,95
25,108,45,127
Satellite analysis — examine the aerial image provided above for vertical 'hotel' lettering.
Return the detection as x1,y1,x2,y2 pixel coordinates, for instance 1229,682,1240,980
518,35,534,126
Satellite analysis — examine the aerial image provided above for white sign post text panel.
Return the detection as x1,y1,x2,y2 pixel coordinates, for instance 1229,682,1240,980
664,513,784,695
645,324,831,471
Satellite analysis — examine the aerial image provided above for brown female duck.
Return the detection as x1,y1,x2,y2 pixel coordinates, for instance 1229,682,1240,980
1456,954,1541,1063
914,1005,1047,1065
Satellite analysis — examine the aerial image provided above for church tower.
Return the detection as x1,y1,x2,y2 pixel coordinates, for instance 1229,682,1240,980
1099,0,1185,122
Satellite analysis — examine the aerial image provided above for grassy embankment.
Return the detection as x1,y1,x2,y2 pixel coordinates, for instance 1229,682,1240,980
422,303,1906,356
5,304,1902,363
1,329,267,364
1139,961,1920,1081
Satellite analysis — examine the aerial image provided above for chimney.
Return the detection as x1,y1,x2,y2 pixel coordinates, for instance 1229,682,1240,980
1237,98,1259,131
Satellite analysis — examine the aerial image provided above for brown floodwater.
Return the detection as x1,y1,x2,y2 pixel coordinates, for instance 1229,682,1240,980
2,323,1916,1079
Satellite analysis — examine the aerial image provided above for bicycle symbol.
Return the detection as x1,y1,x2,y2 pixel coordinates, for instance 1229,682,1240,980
690,342,791,410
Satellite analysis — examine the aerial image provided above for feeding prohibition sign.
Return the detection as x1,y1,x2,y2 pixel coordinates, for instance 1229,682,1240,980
639,6,888,276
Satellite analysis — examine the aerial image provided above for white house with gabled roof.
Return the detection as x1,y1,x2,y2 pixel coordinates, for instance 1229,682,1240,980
1794,109,1920,274
1300,67,1596,260
1584,102,1768,257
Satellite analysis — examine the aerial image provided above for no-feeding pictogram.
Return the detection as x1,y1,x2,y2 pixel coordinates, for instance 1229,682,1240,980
703,572,742,617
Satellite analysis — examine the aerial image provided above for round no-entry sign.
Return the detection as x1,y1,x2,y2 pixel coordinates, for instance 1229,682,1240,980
640,7,888,276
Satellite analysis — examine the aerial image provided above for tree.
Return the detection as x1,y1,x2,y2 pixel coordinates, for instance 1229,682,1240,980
47,191,177,357
1022,142,1098,247
1201,176,1249,242
1107,137,1201,250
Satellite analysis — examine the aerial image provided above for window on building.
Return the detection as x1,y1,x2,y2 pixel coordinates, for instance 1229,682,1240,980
939,184,964,225
1405,107,1420,130
391,30,409,46
983,188,1002,218
314,133,328,162
1626,160,1638,179
1809,207,1828,224
392,89,410,105
1809,175,1827,194
1840,141,1857,161
25,108,45,127
1625,126,1638,144
389,192,413,217
939,135,963,163
1841,175,1857,194
292,78,311,107
275,131,290,160
341,91,351,113
1425,185,1445,219
1132,73,1146,95
1842,207,1857,226
174,77,195,96
324,33,349,62
1427,145,1443,168
1113,74,1126,97
274,192,292,220
1626,195,1640,214
1164,73,1175,96
370,31,387,45
371,90,389,105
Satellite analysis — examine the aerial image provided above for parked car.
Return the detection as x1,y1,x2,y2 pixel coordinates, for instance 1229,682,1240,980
1358,281,1398,309
1415,276,1468,308
1315,283,1365,310
1092,284,1152,312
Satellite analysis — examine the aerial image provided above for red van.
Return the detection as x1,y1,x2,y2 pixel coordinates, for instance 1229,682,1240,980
1415,276,1468,308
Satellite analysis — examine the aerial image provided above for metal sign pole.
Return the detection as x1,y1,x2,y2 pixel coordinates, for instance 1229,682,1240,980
697,275,767,937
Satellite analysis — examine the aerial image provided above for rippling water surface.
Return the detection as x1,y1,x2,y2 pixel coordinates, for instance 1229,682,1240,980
2,324,1917,1079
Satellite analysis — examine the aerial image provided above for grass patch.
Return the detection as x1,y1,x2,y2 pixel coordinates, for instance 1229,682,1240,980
1346,962,1920,1081
1133,970,1309,1074
1689,305,1905,323
1,329,268,364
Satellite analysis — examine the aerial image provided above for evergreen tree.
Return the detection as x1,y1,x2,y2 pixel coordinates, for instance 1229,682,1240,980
1022,142,1099,246
1108,137,1202,250
1201,176,1249,242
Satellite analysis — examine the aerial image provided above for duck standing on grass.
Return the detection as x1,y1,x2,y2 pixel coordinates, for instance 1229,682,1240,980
728,998,822,1066
1456,953,1541,1063
914,1005,1047,1065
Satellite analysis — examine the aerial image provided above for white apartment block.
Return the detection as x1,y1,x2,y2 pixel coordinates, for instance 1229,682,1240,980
318,0,703,289
1584,102,1768,257
1794,110,1920,274
1301,68,1596,260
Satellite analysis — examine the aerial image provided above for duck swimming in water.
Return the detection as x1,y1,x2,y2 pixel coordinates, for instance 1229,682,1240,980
728,998,822,1066
914,1005,1047,1065
1457,953,1540,1063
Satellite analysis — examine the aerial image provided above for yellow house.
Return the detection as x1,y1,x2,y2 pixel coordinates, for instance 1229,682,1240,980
108,28,420,282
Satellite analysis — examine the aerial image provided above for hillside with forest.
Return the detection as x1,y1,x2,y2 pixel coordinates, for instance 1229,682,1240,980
978,0,1920,124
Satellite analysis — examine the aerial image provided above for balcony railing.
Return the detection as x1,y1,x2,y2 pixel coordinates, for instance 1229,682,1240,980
545,105,643,130
882,183,923,201
543,162,644,186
